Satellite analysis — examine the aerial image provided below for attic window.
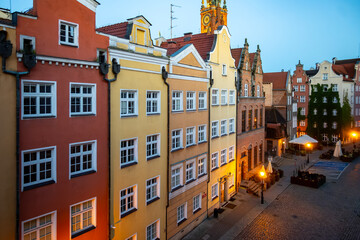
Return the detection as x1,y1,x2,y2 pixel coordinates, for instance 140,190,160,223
20,35,35,53
222,64,227,76
59,20,79,47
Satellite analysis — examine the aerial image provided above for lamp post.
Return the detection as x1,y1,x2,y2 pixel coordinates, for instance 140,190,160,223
306,143,311,164
351,132,357,150
259,165,267,204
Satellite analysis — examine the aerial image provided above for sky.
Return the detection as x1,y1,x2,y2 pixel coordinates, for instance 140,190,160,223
2,0,360,73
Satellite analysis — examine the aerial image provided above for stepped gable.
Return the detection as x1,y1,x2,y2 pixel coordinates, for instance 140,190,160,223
263,72,288,90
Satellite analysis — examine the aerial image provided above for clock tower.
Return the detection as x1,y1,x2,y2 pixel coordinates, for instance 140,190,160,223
201,0,228,34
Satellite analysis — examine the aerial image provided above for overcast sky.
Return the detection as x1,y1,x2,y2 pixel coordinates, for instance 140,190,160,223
3,0,360,73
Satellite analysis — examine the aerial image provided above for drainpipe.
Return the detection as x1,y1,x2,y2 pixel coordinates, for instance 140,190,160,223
235,69,239,192
99,58,120,239
161,65,169,240
207,66,213,215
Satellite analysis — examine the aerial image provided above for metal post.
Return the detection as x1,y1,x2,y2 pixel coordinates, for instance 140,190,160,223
261,180,264,204
307,152,309,164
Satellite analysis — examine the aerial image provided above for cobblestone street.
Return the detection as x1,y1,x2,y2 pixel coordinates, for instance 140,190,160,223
236,158,360,240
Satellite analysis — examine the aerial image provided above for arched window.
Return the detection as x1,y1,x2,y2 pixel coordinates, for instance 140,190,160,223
244,84,248,97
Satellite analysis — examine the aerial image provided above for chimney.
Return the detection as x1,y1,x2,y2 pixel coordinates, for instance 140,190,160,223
167,41,177,48
184,32,192,41
281,69,284,72
316,63,319,69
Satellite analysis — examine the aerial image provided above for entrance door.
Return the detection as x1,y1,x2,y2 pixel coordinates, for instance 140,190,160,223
221,181,225,203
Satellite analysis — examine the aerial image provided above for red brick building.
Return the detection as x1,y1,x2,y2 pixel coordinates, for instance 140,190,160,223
15,0,109,239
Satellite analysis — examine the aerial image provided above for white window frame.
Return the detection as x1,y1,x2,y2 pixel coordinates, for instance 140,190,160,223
69,140,97,178
120,138,138,168
198,125,207,143
20,35,36,52
211,152,219,170
70,83,96,116
333,97,338,103
212,89,219,105
256,85,260,97
332,109,337,116
220,149,227,166
22,146,57,191
22,80,57,119
332,122,337,129
198,156,207,176
59,19,79,47
177,203,187,223
211,182,219,200
323,73,328,80
229,146,235,161
220,119,227,136
186,91,196,111
300,85,306,92
300,108,305,116
323,97,327,103
332,84,338,92
221,89,228,105
198,91,207,110
171,164,183,190
172,90,183,112
70,198,96,236
211,121,219,138
120,185,137,217
244,84,248,97
229,90,236,104
229,118,235,133
186,127,196,147
300,96,305,102
294,85,298,92
120,90,138,117
222,64,227,76
22,211,57,240
171,129,183,151
300,121,306,126
146,134,160,160
146,91,161,115
323,109,327,115
146,176,160,204
185,159,195,183
297,77,302,83
193,194,201,213
146,219,160,240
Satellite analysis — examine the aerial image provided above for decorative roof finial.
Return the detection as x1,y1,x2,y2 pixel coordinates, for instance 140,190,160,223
257,44,261,52
244,38,249,47
223,0,227,9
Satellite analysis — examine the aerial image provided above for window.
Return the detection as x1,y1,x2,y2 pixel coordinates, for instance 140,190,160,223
171,165,182,190
70,84,96,116
199,92,207,110
193,194,201,212
332,109,337,116
97,49,107,64
229,118,235,133
257,85,260,97
146,134,160,159
120,186,137,217
300,96,306,102
186,92,196,111
294,86,298,92
248,110,252,130
212,89,219,105
146,220,160,240
120,90,138,117
229,90,235,104
221,90,228,105
323,97,327,103
229,146,234,161
314,122,317,128
229,175,235,188
146,177,160,204
222,64,227,75
198,157,206,176
220,149,227,165
300,85,305,92
211,121,219,138
323,85,328,92
332,84,338,92
120,139,137,167
171,129,183,151
323,122,327,128
71,198,96,236
177,203,187,224
211,152,219,170
146,91,160,114
313,98,317,103
323,109,327,115
172,91,183,111
254,109,258,129
23,212,56,240
59,20,78,46
211,183,218,199
198,125,206,143
220,120,227,136
244,84,248,97
300,108,305,116
332,122,337,129
322,134,328,141
242,110,246,132
323,73,328,80
313,86,318,92
186,127,196,147
297,78,302,83
245,62,248,70
300,121,305,126
332,134,338,142
258,66,261,73
70,141,96,177
333,97,338,103
22,80,56,118
22,147,56,190
20,35,36,53
185,160,195,183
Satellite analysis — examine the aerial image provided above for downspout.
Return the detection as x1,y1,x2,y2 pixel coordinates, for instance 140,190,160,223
162,66,169,240
207,66,213,215
99,58,120,239
235,69,239,192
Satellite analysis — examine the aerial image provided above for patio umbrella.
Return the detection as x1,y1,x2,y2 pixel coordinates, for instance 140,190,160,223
266,159,273,173
333,140,343,157
289,135,318,144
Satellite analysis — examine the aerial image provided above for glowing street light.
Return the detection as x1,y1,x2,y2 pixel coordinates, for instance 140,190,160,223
306,143,311,164
259,165,267,204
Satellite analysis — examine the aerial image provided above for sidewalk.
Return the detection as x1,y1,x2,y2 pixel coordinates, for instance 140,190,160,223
183,148,329,240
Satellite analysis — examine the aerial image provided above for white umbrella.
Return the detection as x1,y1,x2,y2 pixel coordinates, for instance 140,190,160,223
266,159,273,173
289,135,318,144
333,140,343,157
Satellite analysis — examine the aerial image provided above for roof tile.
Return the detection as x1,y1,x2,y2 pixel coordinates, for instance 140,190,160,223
263,72,288,89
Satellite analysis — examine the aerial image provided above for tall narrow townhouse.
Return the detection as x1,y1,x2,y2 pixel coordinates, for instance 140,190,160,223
97,16,168,240
14,0,110,239
0,9,16,240
231,41,265,186
161,43,209,239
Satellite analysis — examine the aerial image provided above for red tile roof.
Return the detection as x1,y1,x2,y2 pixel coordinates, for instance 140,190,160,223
96,22,129,39
263,72,288,89
161,33,215,61
231,48,242,68
249,53,256,65
332,63,355,81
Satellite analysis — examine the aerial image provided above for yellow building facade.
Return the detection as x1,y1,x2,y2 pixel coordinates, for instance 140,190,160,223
207,26,237,214
0,12,16,240
101,16,168,240
165,44,209,239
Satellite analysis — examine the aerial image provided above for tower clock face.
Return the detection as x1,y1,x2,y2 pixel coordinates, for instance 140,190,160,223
202,14,211,26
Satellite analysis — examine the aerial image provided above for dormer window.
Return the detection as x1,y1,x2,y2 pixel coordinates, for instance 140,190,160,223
59,20,78,47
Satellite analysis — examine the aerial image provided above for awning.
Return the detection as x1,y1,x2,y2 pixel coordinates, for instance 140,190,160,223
289,135,318,145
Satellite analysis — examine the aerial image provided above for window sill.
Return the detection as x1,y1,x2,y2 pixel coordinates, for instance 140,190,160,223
120,161,138,169
198,140,207,145
198,173,207,178
177,218,187,226
23,115,56,120
229,103,236,105
211,167,219,172
193,208,202,214
185,179,195,185
220,162,227,167
121,208,137,218
221,104,228,106
23,180,55,191
211,136,219,139
199,108,207,111
171,185,183,193
121,114,138,118
71,225,95,238
229,158,235,163
146,196,160,206
186,144,196,148
60,42,79,48
186,109,196,112
221,133,228,137
229,132,235,135
70,113,96,117
211,104,219,106
171,147,184,153
211,196,218,201
71,170,96,179
147,155,160,161
146,112,160,116
172,110,184,113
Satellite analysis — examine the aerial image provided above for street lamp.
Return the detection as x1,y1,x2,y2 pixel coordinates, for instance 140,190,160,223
306,143,311,164
259,165,267,204
351,132,357,150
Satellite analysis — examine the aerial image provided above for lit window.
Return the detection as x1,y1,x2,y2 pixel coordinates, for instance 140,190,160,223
172,91,183,111
70,84,96,116
59,21,78,46
23,212,56,240
146,91,160,115
198,125,206,143
186,92,196,111
146,177,160,204
212,89,219,105
146,134,160,160
120,139,137,168
198,92,207,110
71,198,96,236
120,90,138,117
120,186,137,217
70,141,96,177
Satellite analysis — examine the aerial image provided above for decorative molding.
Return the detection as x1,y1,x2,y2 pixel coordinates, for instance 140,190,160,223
168,73,208,83
169,175,207,200
76,0,99,12
109,48,168,66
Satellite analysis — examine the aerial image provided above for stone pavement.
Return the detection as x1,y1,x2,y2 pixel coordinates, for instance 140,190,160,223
183,148,328,240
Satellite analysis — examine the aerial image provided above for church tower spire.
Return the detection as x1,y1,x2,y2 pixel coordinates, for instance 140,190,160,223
200,0,228,34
